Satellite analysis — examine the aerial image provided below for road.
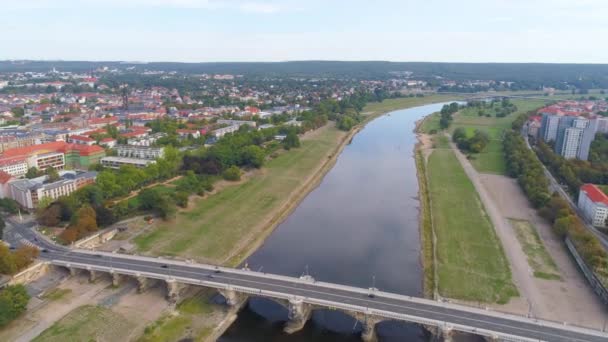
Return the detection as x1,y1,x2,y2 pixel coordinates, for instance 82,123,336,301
4,218,608,341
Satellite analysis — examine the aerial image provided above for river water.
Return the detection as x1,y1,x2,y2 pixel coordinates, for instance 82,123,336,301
219,103,479,342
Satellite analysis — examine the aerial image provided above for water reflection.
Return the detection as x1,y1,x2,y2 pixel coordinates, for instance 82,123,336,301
220,103,473,341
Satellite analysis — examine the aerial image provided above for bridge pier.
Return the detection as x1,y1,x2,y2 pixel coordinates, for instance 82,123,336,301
284,298,312,334
136,276,149,293
88,269,97,283
219,288,246,306
68,267,78,277
111,272,121,287
360,317,379,342
166,280,183,303
426,325,453,342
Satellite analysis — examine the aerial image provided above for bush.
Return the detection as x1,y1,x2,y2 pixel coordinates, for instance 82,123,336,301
0,284,29,327
222,166,241,181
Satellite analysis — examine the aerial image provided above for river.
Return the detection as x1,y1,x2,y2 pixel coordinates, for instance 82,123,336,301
218,103,479,342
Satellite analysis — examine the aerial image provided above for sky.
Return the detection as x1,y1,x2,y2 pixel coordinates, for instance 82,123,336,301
2,0,608,63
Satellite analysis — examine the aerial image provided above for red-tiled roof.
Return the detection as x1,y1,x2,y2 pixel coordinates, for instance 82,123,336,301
581,184,608,206
0,156,27,167
63,144,105,156
0,170,12,184
100,137,116,142
1,141,67,158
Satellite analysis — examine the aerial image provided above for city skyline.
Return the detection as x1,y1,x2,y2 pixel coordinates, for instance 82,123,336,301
3,0,608,63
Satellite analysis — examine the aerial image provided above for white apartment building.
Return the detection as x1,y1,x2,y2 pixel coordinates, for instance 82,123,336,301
212,125,239,138
100,156,155,169
115,145,164,160
9,171,97,209
578,184,608,227
560,127,584,159
0,156,28,177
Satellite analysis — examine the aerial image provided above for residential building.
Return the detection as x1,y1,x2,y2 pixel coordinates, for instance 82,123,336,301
32,152,65,170
176,129,201,139
0,156,28,177
539,114,560,142
212,125,239,138
0,171,13,198
116,145,164,159
216,119,257,128
99,138,116,148
8,171,97,209
100,156,156,169
69,135,95,146
578,184,608,227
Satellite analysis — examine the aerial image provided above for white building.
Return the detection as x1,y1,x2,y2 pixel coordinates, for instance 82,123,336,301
100,156,155,169
578,184,608,227
560,127,584,159
116,145,164,160
212,125,239,138
8,171,97,209
0,156,28,177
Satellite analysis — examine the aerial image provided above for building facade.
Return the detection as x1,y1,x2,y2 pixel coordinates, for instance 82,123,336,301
116,145,164,160
578,184,608,228
8,171,97,209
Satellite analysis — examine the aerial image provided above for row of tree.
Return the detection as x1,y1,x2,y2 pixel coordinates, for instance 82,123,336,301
439,102,460,129
503,131,551,208
504,116,608,281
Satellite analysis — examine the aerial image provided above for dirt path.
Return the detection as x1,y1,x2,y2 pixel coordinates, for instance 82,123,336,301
448,138,608,328
448,139,557,316
479,173,608,328
110,175,183,205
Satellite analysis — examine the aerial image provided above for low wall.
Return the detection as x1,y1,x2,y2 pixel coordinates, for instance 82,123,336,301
73,227,118,249
9,261,51,285
565,237,608,306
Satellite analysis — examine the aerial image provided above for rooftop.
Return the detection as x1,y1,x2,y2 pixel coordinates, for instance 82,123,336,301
581,184,608,206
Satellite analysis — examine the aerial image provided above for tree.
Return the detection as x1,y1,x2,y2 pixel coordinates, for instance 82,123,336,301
223,165,241,181
45,166,60,182
0,284,30,327
283,131,300,150
37,203,62,227
0,217,4,240
10,107,24,118
241,145,265,168
25,167,42,179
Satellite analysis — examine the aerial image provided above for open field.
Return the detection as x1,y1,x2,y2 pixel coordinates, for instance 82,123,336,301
508,219,561,280
32,305,135,342
451,99,547,174
134,125,346,263
138,290,220,342
363,94,463,116
427,148,517,303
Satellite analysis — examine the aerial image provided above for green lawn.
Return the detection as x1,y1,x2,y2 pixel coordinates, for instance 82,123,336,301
450,99,547,175
134,125,346,263
427,148,517,303
509,219,561,280
419,112,441,134
33,305,135,342
363,94,463,116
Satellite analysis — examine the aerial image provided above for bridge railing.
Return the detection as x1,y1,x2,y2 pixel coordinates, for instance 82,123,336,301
50,259,608,341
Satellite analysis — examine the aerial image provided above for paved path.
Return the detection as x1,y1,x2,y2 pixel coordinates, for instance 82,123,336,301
448,139,552,319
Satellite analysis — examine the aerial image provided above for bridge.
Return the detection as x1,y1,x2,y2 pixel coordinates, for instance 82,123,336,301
8,219,608,342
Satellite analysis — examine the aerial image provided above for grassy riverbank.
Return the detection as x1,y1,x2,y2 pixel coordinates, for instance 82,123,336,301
427,148,517,303
415,147,435,298
135,124,347,264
